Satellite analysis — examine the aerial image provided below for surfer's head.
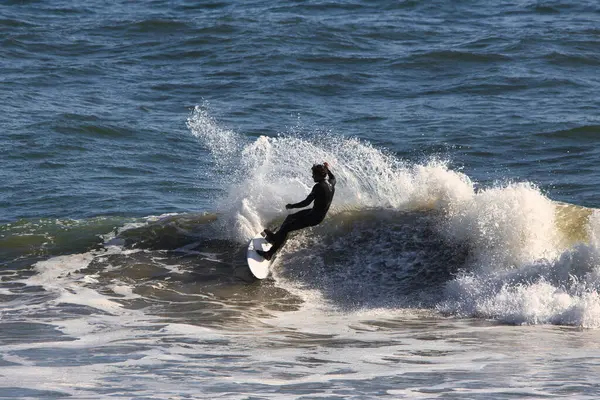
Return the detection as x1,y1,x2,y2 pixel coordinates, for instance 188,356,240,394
311,164,327,181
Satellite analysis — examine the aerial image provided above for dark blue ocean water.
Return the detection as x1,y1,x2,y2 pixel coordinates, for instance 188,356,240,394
3,1,600,398
3,0,600,223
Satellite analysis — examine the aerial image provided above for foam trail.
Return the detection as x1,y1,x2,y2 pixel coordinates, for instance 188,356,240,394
22,247,143,316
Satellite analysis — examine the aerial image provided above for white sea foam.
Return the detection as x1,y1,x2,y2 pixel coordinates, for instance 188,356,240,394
21,247,144,318
444,182,561,267
440,209,600,328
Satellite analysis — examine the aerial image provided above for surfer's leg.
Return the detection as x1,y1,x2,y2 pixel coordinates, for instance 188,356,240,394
279,211,303,230
261,210,307,245
279,210,311,230
266,211,315,258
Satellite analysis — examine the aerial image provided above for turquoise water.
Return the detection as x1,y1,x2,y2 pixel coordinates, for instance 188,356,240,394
3,1,600,398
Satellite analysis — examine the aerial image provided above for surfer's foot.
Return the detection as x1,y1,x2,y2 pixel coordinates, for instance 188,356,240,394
256,249,272,261
262,229,276,244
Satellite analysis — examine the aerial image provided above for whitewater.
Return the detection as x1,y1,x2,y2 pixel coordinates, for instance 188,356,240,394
187,106,600,328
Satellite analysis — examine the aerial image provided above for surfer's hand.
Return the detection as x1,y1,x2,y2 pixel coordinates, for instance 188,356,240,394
285,204,293,209
323,162,329,169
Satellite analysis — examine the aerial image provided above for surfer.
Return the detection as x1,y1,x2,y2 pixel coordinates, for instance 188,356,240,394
256,162,336,261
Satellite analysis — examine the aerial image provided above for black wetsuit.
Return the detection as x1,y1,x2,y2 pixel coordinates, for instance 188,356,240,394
265,170,336,257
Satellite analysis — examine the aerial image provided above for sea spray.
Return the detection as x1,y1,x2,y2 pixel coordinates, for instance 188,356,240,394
186,105,243,172
187,107,600,327
186,106,475,240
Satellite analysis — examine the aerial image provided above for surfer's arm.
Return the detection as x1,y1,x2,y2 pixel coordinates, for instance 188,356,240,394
286,187,316,209
324,162,336,186
326,169,336,187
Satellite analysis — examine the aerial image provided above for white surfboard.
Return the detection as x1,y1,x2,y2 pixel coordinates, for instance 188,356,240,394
247,233,273,279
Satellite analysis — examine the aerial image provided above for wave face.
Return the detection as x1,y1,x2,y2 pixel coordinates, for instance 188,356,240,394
188,107,600,327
